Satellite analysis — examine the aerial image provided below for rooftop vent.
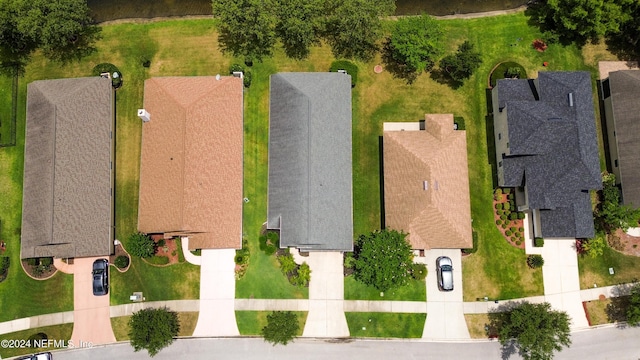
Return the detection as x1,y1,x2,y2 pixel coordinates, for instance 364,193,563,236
423,181,428,190
137,109,150,122
215,74,221,81
232,71,244,79
568,93,574,107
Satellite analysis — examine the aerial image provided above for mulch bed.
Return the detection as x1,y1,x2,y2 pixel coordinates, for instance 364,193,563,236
493,191,525,249
612,228,640,257
151,234,180,264
21,259,57,279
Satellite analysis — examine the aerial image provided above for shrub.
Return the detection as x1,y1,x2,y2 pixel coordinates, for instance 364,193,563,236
229,63,245,74
344,253,356,269
495,188,503,195
277,253,297,275
534,237,544,247
40,257,53,267
509,212,518,220
260,232,280,255
503,188,511,194
129,233,156,258
454,116,465,130
411,263,428,280
509,200,515,209
292,262,311,287
508,193,514,200
501,223,508,229
262,311,299,346
519,227,524,232
115,255,129,269
505,230,512,236
157,239,166,247
518,212,526,220
0,256,9,276
495,203,503,210
497,209,504,216
462,230,479,254
503,202,511,211
92,63,122,88
496,219,502,226
235,255,245,265
243,71,252,88
505,67,521,78
500,214,507,220
516,240,522,246
527,254,544,268
26,258,38,266
129,307,180,356
330,60,358,87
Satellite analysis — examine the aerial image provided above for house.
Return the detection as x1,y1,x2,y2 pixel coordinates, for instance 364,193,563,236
492,71,601,239
137,76,243,250
602,70,640,208
267,73,353,251
383,114,472,250
21,77,114,259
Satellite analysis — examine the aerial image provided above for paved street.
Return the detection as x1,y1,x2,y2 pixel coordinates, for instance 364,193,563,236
52,325,640,360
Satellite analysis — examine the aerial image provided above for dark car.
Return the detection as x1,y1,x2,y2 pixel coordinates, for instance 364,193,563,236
92,259,109,296
17,352,53,360
436,256,454,291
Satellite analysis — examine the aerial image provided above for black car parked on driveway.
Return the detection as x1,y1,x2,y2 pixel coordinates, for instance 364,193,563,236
92,259,109,296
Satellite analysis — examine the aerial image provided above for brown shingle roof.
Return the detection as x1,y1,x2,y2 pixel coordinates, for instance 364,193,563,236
138,77,243,250
383,114,472,250
21,77,114,259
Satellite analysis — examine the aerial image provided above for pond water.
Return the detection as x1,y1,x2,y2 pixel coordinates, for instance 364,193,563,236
88,0,528,23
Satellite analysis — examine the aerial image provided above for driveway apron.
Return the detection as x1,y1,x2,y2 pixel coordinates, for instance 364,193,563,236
302,252,349,338
540,239,589,328
70,257,116,346
193,249,239,336
423,249,470,340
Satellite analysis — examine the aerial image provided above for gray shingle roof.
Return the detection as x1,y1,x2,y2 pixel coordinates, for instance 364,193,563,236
21,77,114,259
495,72,601,238
267,73,353,251
607,70,640,207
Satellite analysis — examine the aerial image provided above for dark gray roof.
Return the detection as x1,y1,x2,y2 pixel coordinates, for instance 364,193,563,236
21,77,114,259
608,70,640,207
496,72,601,238
267,73,353,251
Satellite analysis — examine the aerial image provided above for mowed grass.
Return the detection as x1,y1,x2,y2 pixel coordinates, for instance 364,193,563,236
346,312,425,338
235,311,307,336
110,311,199,341
464,314,490,339
344,276,425,301
578,247,640,289
0,323,73,358
584,299,611,326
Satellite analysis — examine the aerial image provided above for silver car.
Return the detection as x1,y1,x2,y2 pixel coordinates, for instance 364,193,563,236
436,256,454,291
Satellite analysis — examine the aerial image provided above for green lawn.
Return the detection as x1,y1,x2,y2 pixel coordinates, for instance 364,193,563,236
578,247,640,289
110,312,199,341
235,311,307,336
0,323,73,358
346,312,425,338
344,276,425,301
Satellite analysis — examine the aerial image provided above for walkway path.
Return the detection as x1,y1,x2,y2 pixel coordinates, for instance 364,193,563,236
192,249,239,336
181,237,201,265
2,282,637,336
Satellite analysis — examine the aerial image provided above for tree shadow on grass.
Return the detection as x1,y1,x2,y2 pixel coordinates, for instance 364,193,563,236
428,68,463,90
605,283,637,328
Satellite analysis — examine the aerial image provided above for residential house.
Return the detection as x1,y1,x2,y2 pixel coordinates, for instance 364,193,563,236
21,77,115,259
267,72,353,251
383,114,472,250
602,70,640,207
137,76,244,250
492,71,601,239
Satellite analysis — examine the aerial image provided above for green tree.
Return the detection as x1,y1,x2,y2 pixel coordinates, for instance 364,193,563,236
493,302,571,360
594,173,640,233
0,0,100,69
129,307,180,357
608,1,640,57
626,283,640,326
386,14,444,73
212,0,277,61
274,0,321,59
582,232,607,258
262,311,299,346
321,0,395,61
526,0,631,45
128,232,156,258
439,41,482,82
353,229,413,291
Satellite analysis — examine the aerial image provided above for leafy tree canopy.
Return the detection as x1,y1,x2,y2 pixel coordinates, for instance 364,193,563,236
353,229,413,292
594,173,640,233
321,0,395,61
493,302,571,360
128,232,156,258
627,283,640,326
262,311,299,346
439,40,482,82
526,0,632,45
212,0,277,61
387,14,444,73
0,0,100,68
274,0,322,59
129,307,180,357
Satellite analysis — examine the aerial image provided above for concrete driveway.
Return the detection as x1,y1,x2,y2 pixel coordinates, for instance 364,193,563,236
192,249,239,336
540,239,589,328
302,251,349,338
423,249,470,340
70,257,116,346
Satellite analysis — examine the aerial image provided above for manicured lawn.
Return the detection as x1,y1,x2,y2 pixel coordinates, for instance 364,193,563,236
111,312,199,341
235,311,307,336
0,323,73,358
578,247,640,289
346,312,425,338
464,314,490,339
584,298,612,326
344,276,425,301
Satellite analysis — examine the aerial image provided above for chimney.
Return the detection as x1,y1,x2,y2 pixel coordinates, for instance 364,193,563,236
138,109,150,122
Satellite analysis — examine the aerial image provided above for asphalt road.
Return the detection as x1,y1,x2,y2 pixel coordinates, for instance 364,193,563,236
48,325,640,360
